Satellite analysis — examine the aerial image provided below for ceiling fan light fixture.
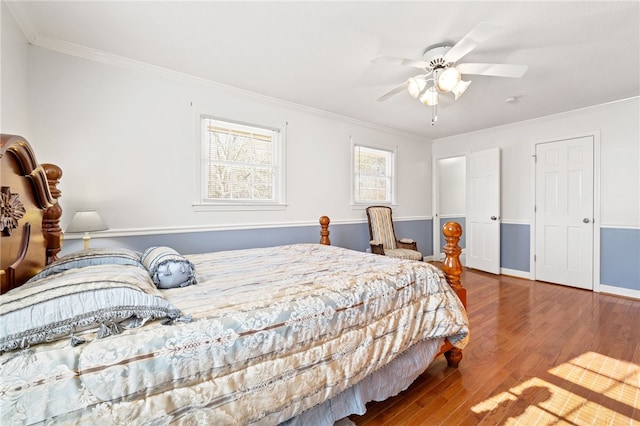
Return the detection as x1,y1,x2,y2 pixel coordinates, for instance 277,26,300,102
451,80,471,100
436,67,461,92
407,77,426,99
419,86,439,106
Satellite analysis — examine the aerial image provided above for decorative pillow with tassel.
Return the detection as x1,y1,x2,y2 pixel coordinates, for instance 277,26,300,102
0,264,183,353
141,246,197,289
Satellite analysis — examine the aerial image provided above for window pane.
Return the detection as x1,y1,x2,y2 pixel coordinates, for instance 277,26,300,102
202,117,280,203
354,145,393,203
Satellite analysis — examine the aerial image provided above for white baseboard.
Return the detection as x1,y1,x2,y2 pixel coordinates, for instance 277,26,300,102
500,268,531,280
599,284,640,300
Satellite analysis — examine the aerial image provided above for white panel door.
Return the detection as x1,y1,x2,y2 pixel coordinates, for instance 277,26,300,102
535,136,593,289
466,148,500,274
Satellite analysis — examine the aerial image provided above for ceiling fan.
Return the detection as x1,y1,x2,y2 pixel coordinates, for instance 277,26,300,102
373,22,528,124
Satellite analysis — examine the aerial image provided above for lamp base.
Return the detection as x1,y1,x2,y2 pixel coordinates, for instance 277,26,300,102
83,232,91,250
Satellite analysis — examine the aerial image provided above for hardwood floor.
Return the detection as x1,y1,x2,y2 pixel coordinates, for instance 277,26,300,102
349,267,640,425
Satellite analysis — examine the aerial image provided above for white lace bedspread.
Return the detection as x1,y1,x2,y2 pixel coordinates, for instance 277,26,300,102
0,244,468,425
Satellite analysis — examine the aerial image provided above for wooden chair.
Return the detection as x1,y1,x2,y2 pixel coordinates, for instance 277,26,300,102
366,206,423,261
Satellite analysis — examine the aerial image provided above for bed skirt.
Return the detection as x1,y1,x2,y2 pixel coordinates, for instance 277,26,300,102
283,338,444,426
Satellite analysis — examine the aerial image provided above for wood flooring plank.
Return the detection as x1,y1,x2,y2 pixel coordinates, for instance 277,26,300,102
350,268,640,425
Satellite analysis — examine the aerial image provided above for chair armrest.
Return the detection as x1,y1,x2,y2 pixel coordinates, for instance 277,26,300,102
369,240,385,255
397,239,418,251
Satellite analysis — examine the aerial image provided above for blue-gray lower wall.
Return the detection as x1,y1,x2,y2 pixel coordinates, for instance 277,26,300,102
437,219,530,273
435,219,528,260
498,225,640,291
64,222,639,293
500,223,531,272
393,219,433,257
64,219,434,257
600,228,640,291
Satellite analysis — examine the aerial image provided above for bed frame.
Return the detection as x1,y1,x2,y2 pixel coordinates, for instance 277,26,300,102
1,134,62,294
1,134,466,367
319,214,466,367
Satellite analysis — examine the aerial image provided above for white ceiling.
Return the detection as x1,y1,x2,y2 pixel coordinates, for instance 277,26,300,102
8,1,640,139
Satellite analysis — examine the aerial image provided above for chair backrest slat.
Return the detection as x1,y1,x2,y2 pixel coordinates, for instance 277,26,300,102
366,206,397,250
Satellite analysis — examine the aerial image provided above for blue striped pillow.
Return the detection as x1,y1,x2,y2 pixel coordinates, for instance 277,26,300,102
141,246,197,289
1,264,182,353
28,248,144,282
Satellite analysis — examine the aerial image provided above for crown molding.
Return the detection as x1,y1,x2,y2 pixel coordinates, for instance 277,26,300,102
434,96,640,143
5,0,38,43
36,36,426,141
6,1,427,142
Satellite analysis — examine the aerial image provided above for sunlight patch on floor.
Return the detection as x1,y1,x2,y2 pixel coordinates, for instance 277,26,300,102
471,351,640,425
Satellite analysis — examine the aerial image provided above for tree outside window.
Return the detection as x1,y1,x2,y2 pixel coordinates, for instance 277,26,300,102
201,117,282,204
354,145,394,204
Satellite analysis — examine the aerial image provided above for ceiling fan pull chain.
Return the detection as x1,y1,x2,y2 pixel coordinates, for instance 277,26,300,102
432,103,438,126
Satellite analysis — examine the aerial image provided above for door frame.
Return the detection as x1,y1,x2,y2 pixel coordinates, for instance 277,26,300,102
530,130,601,291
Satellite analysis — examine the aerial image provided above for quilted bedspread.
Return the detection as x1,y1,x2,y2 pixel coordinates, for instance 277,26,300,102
0,244,468,425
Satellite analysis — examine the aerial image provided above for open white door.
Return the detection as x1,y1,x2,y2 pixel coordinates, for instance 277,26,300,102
535,136,594,289
466,148,501,274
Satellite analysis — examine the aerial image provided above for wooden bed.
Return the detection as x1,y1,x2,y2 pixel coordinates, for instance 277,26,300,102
1,134,468,425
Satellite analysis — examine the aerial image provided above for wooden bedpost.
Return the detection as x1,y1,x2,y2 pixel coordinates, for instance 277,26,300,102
319,215,330,245
440,221,466,368
441,221,466,306
42,163,63,265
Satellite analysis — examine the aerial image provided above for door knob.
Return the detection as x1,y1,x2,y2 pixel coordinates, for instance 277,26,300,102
583,218,590,223
491,216,497,220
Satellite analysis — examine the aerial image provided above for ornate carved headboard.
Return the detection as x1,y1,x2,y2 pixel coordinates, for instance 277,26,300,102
1,134,63,294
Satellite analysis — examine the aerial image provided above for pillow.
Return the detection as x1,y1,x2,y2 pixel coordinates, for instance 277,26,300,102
28,247,144,282
0,264,182,353
141,246,197,289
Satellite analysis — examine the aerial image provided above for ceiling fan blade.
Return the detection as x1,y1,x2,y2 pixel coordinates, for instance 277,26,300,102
444,22,501,63
372,55,430,69
457,63,528,78
376,81,408,102
399,59,430,68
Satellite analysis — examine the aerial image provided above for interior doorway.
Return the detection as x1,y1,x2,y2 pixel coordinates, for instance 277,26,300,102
433,148,501,275
433,155,466,263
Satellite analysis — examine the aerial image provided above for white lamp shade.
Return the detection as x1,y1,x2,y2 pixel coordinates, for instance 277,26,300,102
66,210,108,233
419,86,439,106
407,77,427,99
451,80,471,100
436,67,461,92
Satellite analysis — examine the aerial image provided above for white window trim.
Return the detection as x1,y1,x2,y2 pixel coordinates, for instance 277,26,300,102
193,114,287,211
350,137,397,208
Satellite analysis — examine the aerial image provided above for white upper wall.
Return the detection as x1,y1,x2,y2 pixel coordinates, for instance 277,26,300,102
1,1,30,135
432,97,640,227
5,6,636,233
23,45,431,232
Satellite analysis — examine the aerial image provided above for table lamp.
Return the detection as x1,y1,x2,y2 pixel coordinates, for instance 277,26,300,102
66,210,108,249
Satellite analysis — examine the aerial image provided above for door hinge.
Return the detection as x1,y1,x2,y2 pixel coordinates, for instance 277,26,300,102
534,255,537,262
532,154,537,162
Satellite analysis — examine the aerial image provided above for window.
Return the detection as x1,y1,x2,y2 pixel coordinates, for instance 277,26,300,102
198,116,284,209
353,144,395,205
